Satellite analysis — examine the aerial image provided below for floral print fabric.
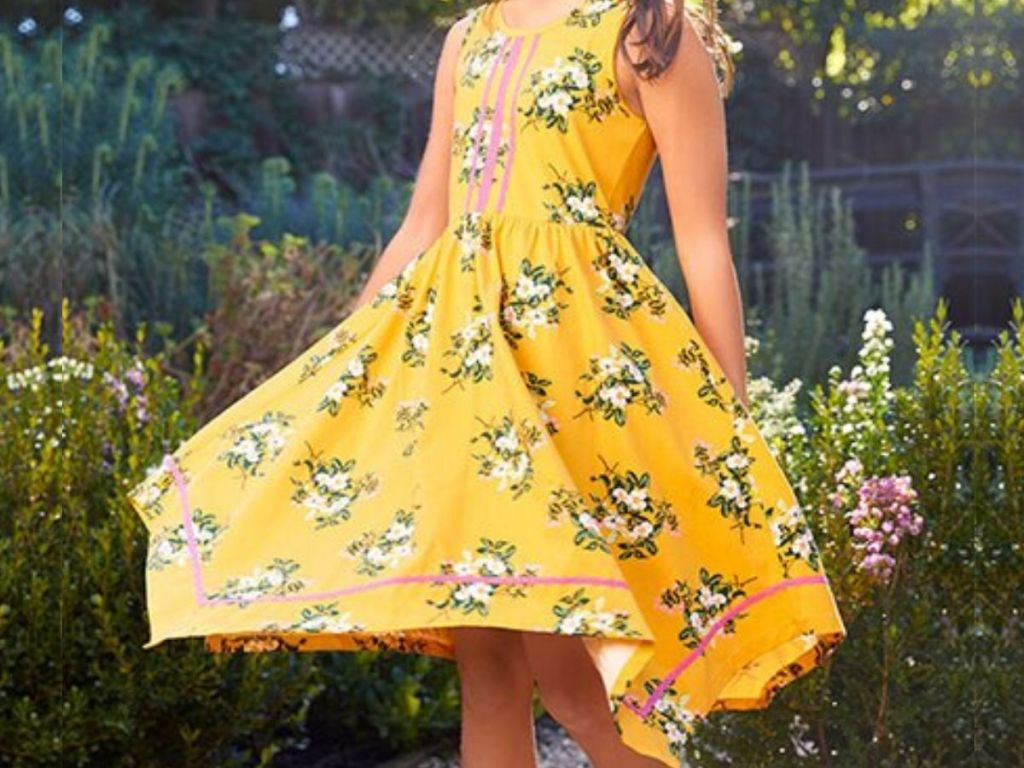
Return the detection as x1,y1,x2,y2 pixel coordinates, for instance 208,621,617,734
128,2,847,764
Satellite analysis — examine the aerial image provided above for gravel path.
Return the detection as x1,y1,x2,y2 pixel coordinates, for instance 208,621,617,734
411,716,591,768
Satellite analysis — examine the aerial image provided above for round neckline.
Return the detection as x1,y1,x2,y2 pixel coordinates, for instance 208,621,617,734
494,0,593,35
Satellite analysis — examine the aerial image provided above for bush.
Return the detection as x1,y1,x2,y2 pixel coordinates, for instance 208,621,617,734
683,299,1023,767
0,301,317,768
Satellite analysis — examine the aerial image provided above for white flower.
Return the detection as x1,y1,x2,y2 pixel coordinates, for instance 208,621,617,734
467,582,494,602
599,384,631,408
725,453,749,471
347,358,365,377
321,472,350,492
560,613,585,633
566,193,599,220
698,586,726,611
524,308,548,329
597,352,621,374
721,476,743,500
157,540,176,559
392,543,413,559
495,431,520,452
566,64,589,89
384,523,411,542
329,495,352,514
515,276,537,300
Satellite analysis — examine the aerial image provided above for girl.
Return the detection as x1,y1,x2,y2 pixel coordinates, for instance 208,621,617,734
129,1,847,765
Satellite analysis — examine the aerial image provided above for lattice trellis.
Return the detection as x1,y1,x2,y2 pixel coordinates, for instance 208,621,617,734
278,27,446,83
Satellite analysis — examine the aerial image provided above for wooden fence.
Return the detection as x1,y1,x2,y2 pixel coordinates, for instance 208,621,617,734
733,161,1024,342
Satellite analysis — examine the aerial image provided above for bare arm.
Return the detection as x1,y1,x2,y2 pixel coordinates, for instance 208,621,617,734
625,6,749,408
351,15,470,310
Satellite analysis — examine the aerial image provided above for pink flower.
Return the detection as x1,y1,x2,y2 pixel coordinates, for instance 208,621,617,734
843,473,923,584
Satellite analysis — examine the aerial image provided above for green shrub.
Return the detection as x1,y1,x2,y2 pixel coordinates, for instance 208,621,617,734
0,301,318,768
646,162,935,387
683,299,1023,767
195,214,376,419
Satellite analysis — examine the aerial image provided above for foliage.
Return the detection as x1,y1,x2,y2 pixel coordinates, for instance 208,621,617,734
0,300,467,767
0,24,186,214
0,22,210,339
196,214,376,419
647,162,935,388
728,0,1023,161
0,19,412,343
1,0,477,30
242,159,412,248
683,298,1022,767
0,301,318,768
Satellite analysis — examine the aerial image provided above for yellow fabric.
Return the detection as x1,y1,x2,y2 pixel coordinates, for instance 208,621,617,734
128,2,847,763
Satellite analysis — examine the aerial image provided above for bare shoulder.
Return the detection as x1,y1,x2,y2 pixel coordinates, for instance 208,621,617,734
445,5,481,50
433,7,481,83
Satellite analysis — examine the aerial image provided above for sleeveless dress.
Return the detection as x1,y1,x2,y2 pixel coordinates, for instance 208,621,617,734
127,1,847,763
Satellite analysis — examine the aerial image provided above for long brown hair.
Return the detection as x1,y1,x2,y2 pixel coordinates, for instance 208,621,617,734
617,0,736,95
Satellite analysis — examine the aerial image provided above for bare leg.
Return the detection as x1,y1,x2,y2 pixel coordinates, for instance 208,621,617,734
451,626,539,768
520,631,666,768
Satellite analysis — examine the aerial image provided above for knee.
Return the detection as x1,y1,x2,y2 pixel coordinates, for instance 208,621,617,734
535,679,611,739
454,629,535,715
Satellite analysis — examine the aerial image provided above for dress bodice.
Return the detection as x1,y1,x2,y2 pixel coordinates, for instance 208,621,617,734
447,0,657,233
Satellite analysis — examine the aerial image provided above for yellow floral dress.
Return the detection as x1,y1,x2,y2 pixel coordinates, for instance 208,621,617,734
128,1,847,763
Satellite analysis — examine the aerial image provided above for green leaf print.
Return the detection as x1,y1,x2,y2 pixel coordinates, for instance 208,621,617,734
765,497,823,576
316,344,388,416
692,434,766,535
675,338,749,418
146,507,225,571
402,287,437,367
551,587,642,636
541,167,610,226
574,342,666,426
521,370,559,434
470,413,547,498
452,106,509,189
343,506,419,577
458,27,507,88
520,47,623,133
289,443,380,529
426,537,542,616
620,681,703,758
452,211,494,272
565,0,620,27
592,232,668,320
373,257,419,311
297,327,358,383
499,257,573,347
205,557,306,607
129,461,175,522
394,397,430,456
216,410,295,482
547,456,680,559
441,300,496,391
260,602,367,633
656,568,753,650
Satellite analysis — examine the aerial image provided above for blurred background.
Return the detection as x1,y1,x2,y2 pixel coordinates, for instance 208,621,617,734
0,1,1021,767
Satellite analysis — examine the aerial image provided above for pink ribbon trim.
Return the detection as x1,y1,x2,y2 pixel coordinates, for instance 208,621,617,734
621,573,830,718
162,453,631,608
